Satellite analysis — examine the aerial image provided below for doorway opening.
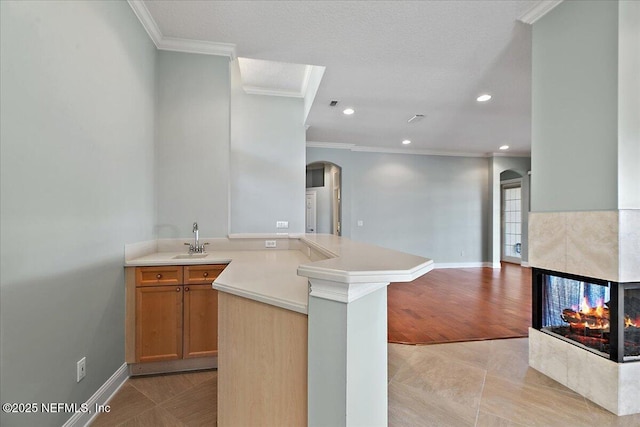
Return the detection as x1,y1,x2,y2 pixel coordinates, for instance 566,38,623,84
305,162,342,235
501,170,523,264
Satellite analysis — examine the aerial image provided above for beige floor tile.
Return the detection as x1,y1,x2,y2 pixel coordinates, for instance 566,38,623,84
119,406,185,427
392,349,486,424
389,380,474,427
583,398,640,427
388,343,415,382
129,372,196,404
476,411,526,426
486,338,577,395
91,383,156,427
184,368,218,386
480,374,592,426
413,339,493,371
161,378,217,426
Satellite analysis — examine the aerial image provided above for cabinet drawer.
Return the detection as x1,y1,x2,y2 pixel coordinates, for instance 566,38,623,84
184,264,226,284
135,266,183,287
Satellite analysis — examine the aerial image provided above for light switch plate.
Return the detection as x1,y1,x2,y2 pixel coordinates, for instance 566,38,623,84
276,221,289,229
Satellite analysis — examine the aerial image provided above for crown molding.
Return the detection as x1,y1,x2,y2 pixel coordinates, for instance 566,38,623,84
488,151,531,158
159,37,236,59
127,1,237,59
306,142,356,150
518,0,564,25
306,141,530,158
128,0,162,46
352,145,485,158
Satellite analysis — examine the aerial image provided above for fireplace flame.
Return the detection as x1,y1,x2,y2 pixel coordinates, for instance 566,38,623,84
561,297,610,331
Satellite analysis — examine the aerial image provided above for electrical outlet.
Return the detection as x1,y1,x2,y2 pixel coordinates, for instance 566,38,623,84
276,221,289,229
357,220,364,227
77,357,86,382
265,240,277,248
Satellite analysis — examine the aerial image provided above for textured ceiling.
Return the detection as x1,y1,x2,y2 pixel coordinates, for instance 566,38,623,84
143,0,537,156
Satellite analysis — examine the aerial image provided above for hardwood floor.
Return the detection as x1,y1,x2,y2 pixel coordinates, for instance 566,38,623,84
388,262,531,344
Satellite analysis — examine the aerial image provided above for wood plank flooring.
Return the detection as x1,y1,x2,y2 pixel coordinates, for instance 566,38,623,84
388,263,531,344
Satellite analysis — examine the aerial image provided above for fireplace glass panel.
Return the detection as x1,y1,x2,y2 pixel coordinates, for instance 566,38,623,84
537,270,640,361
542,275,611,357
624,288,640,360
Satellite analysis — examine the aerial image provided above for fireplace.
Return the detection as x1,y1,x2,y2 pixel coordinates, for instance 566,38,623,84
532,268,640,363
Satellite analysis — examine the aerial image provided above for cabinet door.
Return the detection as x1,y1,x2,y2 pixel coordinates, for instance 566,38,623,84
136,285,183,363
183,284,218,358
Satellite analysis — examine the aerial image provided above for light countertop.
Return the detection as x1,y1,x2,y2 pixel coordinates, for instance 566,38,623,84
125,235,433,315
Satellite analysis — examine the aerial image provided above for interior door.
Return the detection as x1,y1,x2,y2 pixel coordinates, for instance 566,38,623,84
306,191,317,233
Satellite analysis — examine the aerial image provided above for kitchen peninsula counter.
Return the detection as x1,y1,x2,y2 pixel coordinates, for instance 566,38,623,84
125,235,433,426
125,234,433,315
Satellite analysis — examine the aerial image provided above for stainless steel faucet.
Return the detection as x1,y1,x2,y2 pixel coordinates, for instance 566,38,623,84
184,221,208,254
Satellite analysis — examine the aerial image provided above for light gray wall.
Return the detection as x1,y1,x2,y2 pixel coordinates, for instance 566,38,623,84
155,51,230,238
230,61,306,234
618,0,640,210
531,0,619,212
307,148,489,264
0,2,156,426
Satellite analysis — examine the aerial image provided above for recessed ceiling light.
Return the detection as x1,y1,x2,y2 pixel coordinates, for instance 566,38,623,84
499,145,509,150
477,94,492,102
343,108,355,115
402,139,412,145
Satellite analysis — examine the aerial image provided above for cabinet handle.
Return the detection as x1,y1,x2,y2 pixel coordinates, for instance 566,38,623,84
185,287,190,292
176,287,181,292
156,274,162,279
203,272,209,277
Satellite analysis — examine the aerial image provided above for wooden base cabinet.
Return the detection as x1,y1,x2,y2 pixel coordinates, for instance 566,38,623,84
126,264,225,372
136,285,184,363
183,284,218,359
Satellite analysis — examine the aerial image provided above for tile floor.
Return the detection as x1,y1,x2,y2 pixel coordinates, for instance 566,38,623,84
92,338,640,426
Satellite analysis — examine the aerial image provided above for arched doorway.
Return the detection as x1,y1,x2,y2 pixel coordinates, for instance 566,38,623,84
305,162,342,235
500,169,523,264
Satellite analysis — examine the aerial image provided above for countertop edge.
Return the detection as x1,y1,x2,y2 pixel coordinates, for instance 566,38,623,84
212,281,308,315
297,259,434,284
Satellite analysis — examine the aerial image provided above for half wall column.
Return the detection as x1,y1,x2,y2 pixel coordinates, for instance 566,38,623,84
306,278,389,427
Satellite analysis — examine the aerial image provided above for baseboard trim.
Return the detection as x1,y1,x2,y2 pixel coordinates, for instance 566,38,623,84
433,262,499,269
62,363,128,427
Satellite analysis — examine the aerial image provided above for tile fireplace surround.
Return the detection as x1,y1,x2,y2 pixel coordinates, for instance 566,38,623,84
528,210,640,416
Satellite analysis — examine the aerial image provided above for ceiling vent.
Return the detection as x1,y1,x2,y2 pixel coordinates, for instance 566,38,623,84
407,114,425,123
329,100,339,107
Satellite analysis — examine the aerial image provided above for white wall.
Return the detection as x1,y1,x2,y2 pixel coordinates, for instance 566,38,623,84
155,51,230,238
531,0,619,212
0,2,156,426
307,147,490,264
230,61,306,234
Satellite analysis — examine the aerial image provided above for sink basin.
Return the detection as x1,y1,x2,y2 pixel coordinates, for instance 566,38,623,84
172,254,209,259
